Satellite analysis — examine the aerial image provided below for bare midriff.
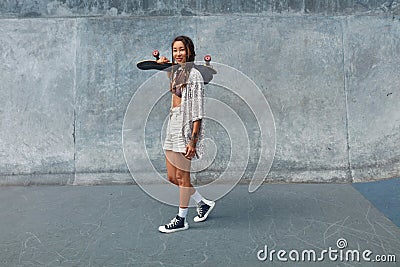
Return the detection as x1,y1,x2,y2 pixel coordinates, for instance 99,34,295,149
172,93,181,108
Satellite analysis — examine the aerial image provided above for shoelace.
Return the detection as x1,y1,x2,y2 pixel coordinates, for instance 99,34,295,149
197,204,206,217
166,217,179,228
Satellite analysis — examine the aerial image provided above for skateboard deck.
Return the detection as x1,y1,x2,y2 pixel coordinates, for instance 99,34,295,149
136,60,173,71
137,50,216,84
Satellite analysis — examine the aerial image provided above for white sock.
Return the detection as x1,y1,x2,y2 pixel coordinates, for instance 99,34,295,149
178,207,188,218
191,190,205,204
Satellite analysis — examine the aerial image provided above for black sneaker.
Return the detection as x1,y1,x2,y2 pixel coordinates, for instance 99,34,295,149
158,215,189,233
194,200,215,222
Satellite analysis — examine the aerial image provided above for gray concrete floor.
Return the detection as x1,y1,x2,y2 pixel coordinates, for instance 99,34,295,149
0,182,399,266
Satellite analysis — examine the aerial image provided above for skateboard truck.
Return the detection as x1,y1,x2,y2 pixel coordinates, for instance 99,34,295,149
204,55,212,66
152,50,160,60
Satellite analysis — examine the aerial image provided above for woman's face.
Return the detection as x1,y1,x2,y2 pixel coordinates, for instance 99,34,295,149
173,41,187,64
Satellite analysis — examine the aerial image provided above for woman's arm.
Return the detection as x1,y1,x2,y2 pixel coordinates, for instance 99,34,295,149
156,56,172,78
157,56,170,64
185,119,201,158
190,120,201,147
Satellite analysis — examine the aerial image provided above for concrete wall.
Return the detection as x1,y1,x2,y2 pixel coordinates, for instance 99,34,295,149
0,0,399,17
0,0,399,185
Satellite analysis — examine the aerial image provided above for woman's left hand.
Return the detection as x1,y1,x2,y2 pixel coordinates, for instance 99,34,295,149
185,144,196,159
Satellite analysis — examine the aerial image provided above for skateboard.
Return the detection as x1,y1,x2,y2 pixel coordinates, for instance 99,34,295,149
137,50,216,84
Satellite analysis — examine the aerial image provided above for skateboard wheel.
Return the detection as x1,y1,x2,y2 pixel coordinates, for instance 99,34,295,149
204,55,211,62
152,50,160,59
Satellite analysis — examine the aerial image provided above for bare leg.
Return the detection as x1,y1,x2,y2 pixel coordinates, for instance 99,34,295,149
176,169,195,208
165,150,178,186
171,152,195,208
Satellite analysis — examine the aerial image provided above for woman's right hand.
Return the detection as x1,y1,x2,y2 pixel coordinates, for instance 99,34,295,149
157,56,170,64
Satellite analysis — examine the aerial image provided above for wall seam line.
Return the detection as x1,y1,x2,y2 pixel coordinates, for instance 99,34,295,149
72,17,78,185
341,16,353,183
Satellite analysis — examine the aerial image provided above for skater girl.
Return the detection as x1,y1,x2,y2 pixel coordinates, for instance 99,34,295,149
157,36,215,233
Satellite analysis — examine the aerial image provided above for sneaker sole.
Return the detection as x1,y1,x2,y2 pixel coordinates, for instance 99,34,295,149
158,223,189,233
193,201,215,223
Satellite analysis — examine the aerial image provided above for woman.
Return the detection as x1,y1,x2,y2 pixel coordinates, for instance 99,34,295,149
157,36,215,233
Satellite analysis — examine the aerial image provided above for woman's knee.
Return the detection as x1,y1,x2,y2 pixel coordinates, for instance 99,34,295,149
175,171,183,184
176,170,190,186
167,174,177,183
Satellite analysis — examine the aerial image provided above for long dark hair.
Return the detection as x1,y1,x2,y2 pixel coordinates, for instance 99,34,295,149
170,36,196,94
171,35,196,63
